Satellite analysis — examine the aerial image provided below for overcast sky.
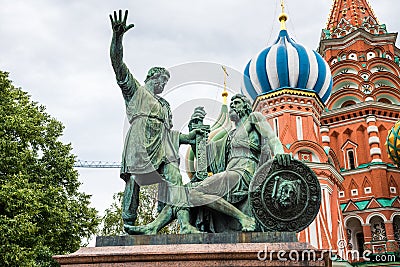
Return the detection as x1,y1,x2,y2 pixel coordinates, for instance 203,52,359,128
1,0,399,228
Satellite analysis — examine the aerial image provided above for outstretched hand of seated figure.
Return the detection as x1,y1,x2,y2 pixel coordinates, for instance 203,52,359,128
188,106,206,130
187,128,208,141
275,153,292,167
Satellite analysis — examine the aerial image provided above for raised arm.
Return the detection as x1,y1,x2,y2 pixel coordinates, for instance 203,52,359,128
110,10,140,102
109,10,134,81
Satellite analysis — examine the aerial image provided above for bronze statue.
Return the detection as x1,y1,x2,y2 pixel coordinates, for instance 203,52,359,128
108,10,320,235
188,94,292,232
128,94,292,233
109,10,201,234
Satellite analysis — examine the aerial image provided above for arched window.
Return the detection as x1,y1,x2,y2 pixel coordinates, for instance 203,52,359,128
394,215,400,245
346,217,364,254
378,98,392,104
341,100,357,108
347,149,356,169
296,116,303,140
370,216,387,241
273,118,279,138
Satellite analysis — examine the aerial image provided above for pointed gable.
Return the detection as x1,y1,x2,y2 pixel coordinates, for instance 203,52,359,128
357,124,366,132
391,197,400,208
350,179,359,190
344,201,359,212
366,198,382,209
341,139,358,151
362,177,371,188
389,176,398,188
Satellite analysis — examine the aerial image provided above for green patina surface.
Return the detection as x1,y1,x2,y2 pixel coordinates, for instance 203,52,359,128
109,9,321,236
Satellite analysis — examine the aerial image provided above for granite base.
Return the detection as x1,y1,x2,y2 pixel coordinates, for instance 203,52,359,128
54,232,331,267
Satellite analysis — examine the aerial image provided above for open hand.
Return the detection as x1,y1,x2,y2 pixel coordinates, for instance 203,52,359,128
275,153,292,167
109,10,135,36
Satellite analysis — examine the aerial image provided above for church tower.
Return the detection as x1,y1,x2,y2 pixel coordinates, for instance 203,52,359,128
242,0,400,261
319,0,400,256
241,2,347,256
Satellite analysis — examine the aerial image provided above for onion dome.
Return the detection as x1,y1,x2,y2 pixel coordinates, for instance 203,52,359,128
242,29,333,104
386,120,400,167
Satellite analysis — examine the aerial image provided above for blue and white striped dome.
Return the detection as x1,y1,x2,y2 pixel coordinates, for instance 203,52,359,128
242,30,332,103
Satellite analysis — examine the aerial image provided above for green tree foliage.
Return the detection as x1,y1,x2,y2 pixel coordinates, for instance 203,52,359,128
135,184,160,227
0,71,100,266
99,192,124,236
100,184,178,235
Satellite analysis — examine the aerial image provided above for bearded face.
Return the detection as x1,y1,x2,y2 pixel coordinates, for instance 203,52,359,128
272,179,301,210
276,183,296,209
229,109,240,122
229,98,247,122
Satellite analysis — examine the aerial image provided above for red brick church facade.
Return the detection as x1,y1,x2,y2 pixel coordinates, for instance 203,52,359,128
251,0,400,262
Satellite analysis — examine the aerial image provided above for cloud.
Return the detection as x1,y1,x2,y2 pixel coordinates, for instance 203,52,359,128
1,0,399,220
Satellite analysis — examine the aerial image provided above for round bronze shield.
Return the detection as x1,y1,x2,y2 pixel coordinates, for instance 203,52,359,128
249,158,321,232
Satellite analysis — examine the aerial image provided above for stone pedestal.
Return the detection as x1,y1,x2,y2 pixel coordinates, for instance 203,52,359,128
54,232,331,267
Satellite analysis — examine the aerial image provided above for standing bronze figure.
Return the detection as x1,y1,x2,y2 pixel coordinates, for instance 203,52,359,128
109,10,200,234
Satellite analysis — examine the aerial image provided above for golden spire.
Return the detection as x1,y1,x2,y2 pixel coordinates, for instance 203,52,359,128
221,66,229,105
278,0,288,30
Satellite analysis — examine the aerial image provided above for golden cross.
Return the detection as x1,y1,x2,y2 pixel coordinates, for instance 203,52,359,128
221,66,229,105
279,0,288,30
